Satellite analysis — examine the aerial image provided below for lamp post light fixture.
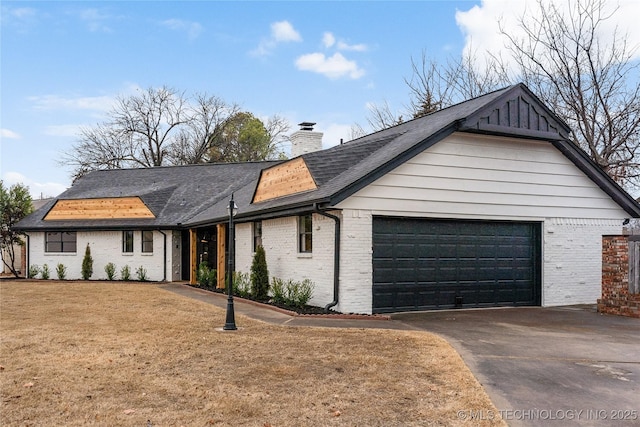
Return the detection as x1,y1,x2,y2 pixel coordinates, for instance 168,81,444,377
223,194,238,331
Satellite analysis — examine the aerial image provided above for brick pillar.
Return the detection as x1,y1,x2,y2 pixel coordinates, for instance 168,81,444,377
598,235,640,318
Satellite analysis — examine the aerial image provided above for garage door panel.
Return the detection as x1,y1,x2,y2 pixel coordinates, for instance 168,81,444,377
373,218,541,313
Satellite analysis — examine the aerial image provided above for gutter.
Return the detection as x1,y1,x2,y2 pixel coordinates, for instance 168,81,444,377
158,230,167,282
313,204,341,313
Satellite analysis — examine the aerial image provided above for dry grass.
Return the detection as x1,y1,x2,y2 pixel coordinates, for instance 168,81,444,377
0,280,505,426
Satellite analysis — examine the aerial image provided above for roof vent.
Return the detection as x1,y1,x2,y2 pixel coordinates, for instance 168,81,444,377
298,122,316,131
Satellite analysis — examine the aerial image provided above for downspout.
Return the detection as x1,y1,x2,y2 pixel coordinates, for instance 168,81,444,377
25,234,30,278
158,230,167,282
313,204,340,313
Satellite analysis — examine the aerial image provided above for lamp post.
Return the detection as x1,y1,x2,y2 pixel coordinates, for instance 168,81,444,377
223,194,238,331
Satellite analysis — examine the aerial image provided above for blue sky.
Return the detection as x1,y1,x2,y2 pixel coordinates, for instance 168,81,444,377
2,0,639,198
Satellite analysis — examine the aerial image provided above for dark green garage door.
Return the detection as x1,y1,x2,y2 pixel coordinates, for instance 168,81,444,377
372,217,541,313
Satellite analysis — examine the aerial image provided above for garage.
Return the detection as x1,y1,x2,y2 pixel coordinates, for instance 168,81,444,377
372,217,541,313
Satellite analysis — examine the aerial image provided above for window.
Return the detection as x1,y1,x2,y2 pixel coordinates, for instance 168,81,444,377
122,230,134,253
45,231,77,253
142,231,153,253
253,221,262,252
298,214,312,253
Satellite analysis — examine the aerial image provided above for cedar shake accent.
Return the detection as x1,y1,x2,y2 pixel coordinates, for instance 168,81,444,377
45,197,155,220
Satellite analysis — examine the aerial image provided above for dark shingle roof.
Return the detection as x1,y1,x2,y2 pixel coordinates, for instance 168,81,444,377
15,161,279,230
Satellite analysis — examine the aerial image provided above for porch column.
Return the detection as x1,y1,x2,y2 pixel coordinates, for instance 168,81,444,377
189,229,197,284
217,224,226,289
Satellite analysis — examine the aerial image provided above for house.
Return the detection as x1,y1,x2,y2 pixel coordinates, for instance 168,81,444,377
15,84,640,314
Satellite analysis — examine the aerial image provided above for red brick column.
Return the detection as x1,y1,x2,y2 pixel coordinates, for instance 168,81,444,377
598,235,640,318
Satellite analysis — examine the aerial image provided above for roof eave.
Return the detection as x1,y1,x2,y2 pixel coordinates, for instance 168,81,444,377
551,139,640,218
328,123,459,206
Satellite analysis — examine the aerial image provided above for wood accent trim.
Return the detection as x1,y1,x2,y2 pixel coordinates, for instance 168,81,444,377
44,197,155,220
217,224,226,289
252,157,317,203
189,229,197,285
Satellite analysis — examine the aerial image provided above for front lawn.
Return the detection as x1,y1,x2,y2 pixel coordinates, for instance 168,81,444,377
0,280,504,426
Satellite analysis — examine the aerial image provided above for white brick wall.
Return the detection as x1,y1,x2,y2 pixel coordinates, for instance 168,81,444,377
339,209,373,314
235,214,336,308
542,218,622,306
26,230,174,282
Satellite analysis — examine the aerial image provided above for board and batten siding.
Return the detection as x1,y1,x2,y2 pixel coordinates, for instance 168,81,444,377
336,133,628,310
337,133,628,220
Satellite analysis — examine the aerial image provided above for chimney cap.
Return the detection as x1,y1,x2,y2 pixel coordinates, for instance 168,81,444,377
298,122,316,131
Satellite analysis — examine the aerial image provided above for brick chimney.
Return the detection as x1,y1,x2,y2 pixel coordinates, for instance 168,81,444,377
290,122,323,157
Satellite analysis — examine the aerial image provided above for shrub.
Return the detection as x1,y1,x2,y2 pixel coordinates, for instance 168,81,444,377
197,262,218,289
294,278,315,308
28,264,39,279
56,263,67,280
197,262,214,288
271,277,315,308
135,266,148,282
104,262,116,281
41,264,50,280
233,271,251,298
121,265,131,281
250,246,269,300
270,277,286,305
81,244,93,280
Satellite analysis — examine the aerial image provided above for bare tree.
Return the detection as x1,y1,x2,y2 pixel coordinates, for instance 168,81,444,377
375,0,640,191
112,86,189,167
264,114,291,159
366,48,510,131
502,0,640,189
167,94,240,165
63,86,189,180
405,49,512,120
63,124,135,182
62,87,291,179
365,100,405,131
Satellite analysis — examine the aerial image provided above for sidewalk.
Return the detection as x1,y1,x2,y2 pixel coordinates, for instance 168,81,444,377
159,282,407,330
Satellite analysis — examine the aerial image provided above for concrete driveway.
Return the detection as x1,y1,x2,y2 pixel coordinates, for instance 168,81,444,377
392,306,640,427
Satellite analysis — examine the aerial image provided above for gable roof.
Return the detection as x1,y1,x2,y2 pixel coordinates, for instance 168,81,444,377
16,83,640,231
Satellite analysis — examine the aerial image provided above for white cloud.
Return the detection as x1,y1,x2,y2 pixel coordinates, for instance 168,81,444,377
321,123,354,148
1,128,21,139
77,8,113,33
1,6,38,31
251,20,302,56
28,93,115,112
336,40,368,52
44,125,81,137
295,52,365,80
322,31,368,52
9,7,37,19
323,32,336,48
160,18,203,40
271,20,301,42
455,0,640,72
2,171,67,199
